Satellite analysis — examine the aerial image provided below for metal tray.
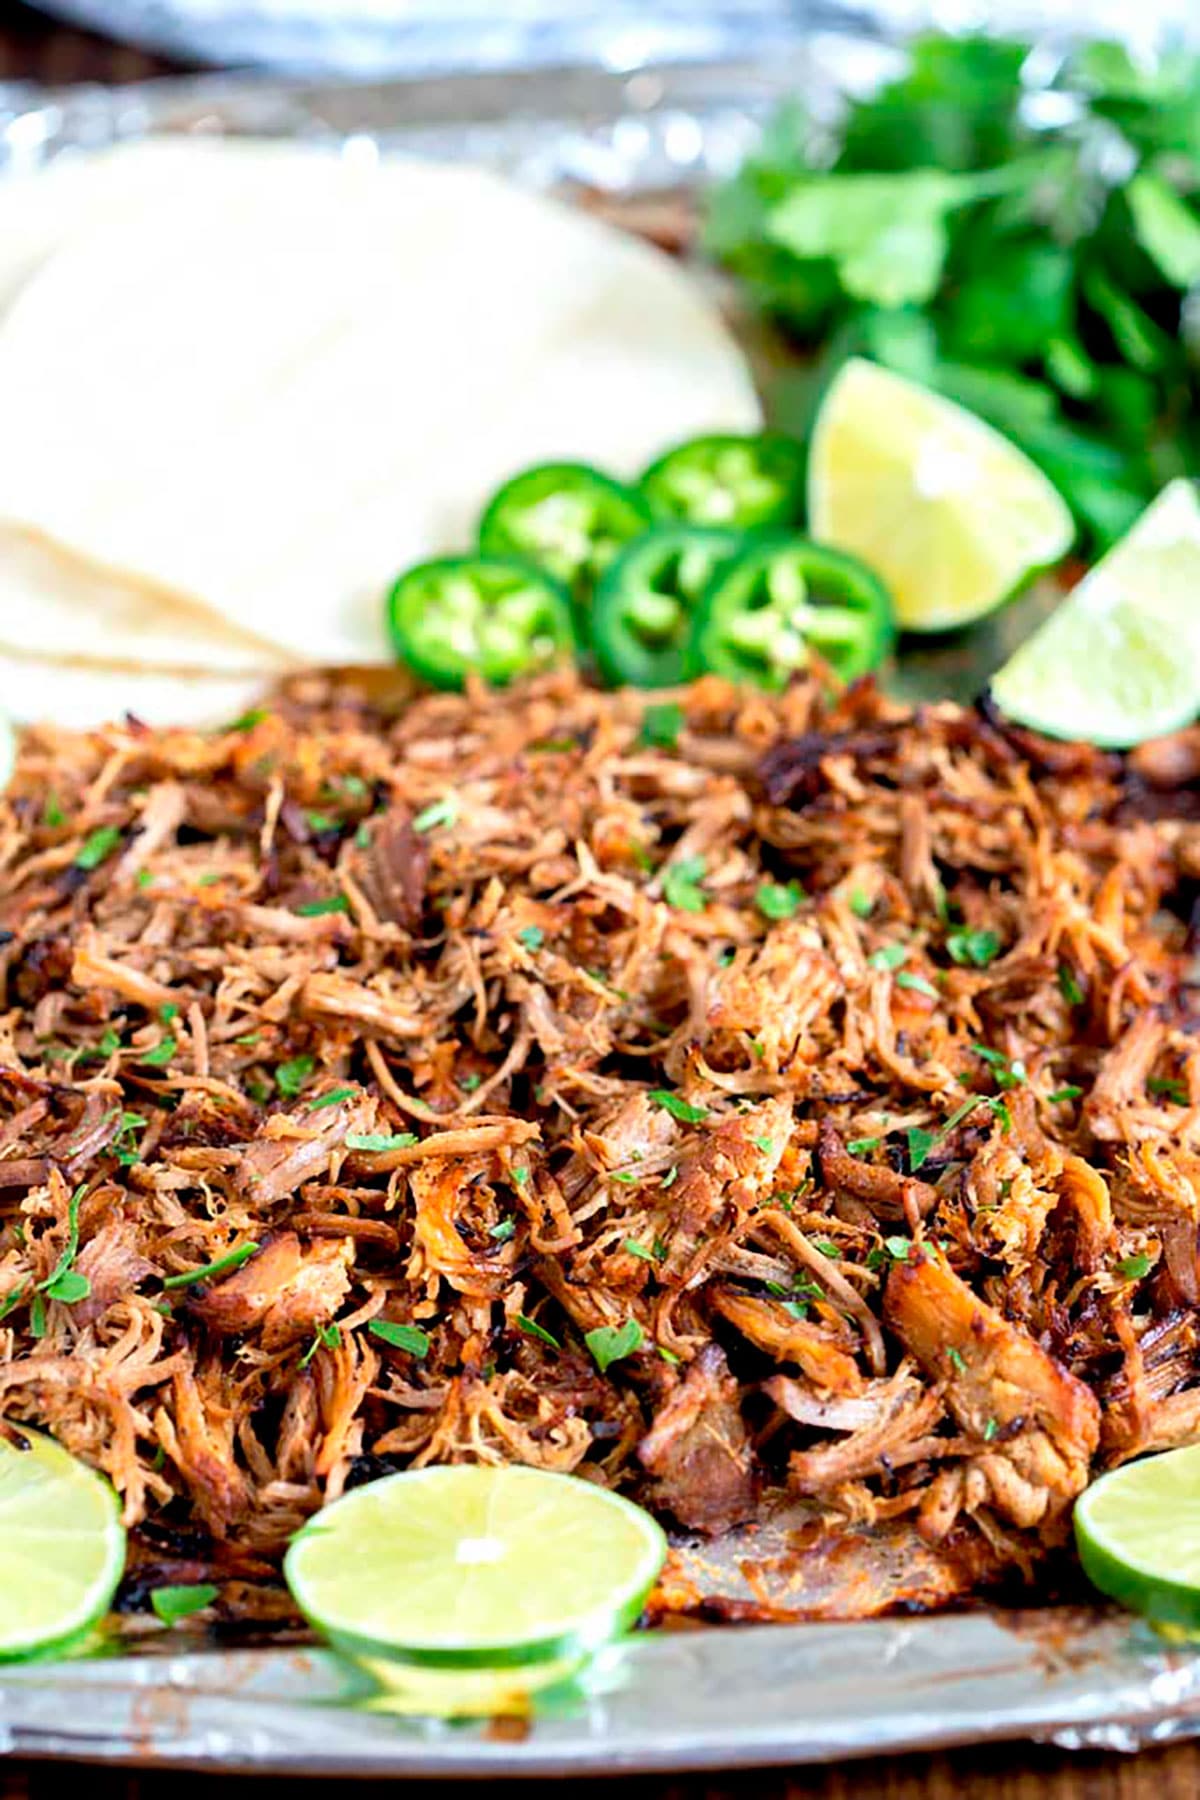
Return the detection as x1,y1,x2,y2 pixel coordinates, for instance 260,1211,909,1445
2,50,1200,1777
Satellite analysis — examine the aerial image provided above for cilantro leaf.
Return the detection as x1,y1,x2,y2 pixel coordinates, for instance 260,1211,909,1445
869,943,907,971
1127,172,1200,289
756,879,805,921
585,1319,644,1373
907,1127,937,1173
648,1089,708,1124
369,1321,430,1357
151,1584,219,1626
946,928,1001,968
276,1055,315,1097
663,855,707,913
74,826,122,871
345,1131,418,1152
413,796,458,833
162,1243,259,1290
640,702,684,749
516,1313,561,1352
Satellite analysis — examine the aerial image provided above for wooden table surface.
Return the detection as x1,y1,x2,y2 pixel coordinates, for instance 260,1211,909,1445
0,5,1198,1796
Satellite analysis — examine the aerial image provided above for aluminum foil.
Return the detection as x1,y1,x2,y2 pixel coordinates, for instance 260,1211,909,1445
26,0,1200,77
2,49,1200,1776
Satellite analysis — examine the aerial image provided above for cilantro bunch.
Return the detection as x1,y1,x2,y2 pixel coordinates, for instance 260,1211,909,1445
707,34,1200,550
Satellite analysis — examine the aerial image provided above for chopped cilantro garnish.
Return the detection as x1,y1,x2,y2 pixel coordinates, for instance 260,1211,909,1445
660,1164,679,1189
972,1045,1026,1089
369,1321,430,1356
307,1086,357,1111
585,1319,644,1372
298,1322,342,1369
459,1073,483,1092
151,1584,219,1626
345,1131,418,1152
846,1135,881,1156
1117,1251,1153,1281
868,943,907,971
648,1089,708,1124
755,879,805,921
947,1346,967,1373
74,826,121,871
295,894,349,917
658,1345,682,1366
159,1002,179,1023
1149,1077,1188,1104
896,970,939,999
752,1135,775,1154
489,1219,516,1242
884,1236,913,1261
517,925,545,952
946,928,1001,968
44,794,65,829
983,1418,998,1443
1057,963,1084,1007
623,1238,657,1262
140,1035,177,1068
1047,1085,1084,1104
413,795,458,833
640,702,684,749
516,1313,561,1351
0,1283,28,1323
849,888,873,919
227,708,267,733
906,1126,937,1173
162,1242,259,1290
813,1239,841,1257
275,1055,315,1097
663,855,707,914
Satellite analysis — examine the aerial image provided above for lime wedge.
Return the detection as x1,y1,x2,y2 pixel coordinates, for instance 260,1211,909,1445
991,479,1200,747
284,1465,667,1669
808,357,1075,633
0,1428,125,1659
1075,1444,1200,1629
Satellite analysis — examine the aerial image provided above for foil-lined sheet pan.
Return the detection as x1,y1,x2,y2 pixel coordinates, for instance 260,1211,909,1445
4,1608,1200,1774
1,52,1200,1775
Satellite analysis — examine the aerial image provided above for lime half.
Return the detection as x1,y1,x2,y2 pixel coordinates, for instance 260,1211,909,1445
991,479,1200,747
357,1649,591,1719
284,1465,667,1669
0,1428,125,1659
808,357,1075,633
1075,1444,1200,1629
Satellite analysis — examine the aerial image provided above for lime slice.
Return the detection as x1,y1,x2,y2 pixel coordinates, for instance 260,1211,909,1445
808,357,1074,633
0,1427,125,1659
1075,1444,1200,1629
356,1648,590,1719
284,1465,667,1669
991,479,1200,747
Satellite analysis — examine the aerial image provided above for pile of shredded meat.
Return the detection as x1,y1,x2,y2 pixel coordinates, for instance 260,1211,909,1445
3,667,1200,1624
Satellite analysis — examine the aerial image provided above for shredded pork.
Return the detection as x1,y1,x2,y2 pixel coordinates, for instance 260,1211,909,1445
2,667,1199,1619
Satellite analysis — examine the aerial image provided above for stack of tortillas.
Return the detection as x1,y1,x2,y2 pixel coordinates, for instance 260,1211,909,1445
0,138,760,729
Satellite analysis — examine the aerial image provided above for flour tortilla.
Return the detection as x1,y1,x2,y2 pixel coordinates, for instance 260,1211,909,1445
0,140,761,668
0,525,295,673
0,652,269,730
